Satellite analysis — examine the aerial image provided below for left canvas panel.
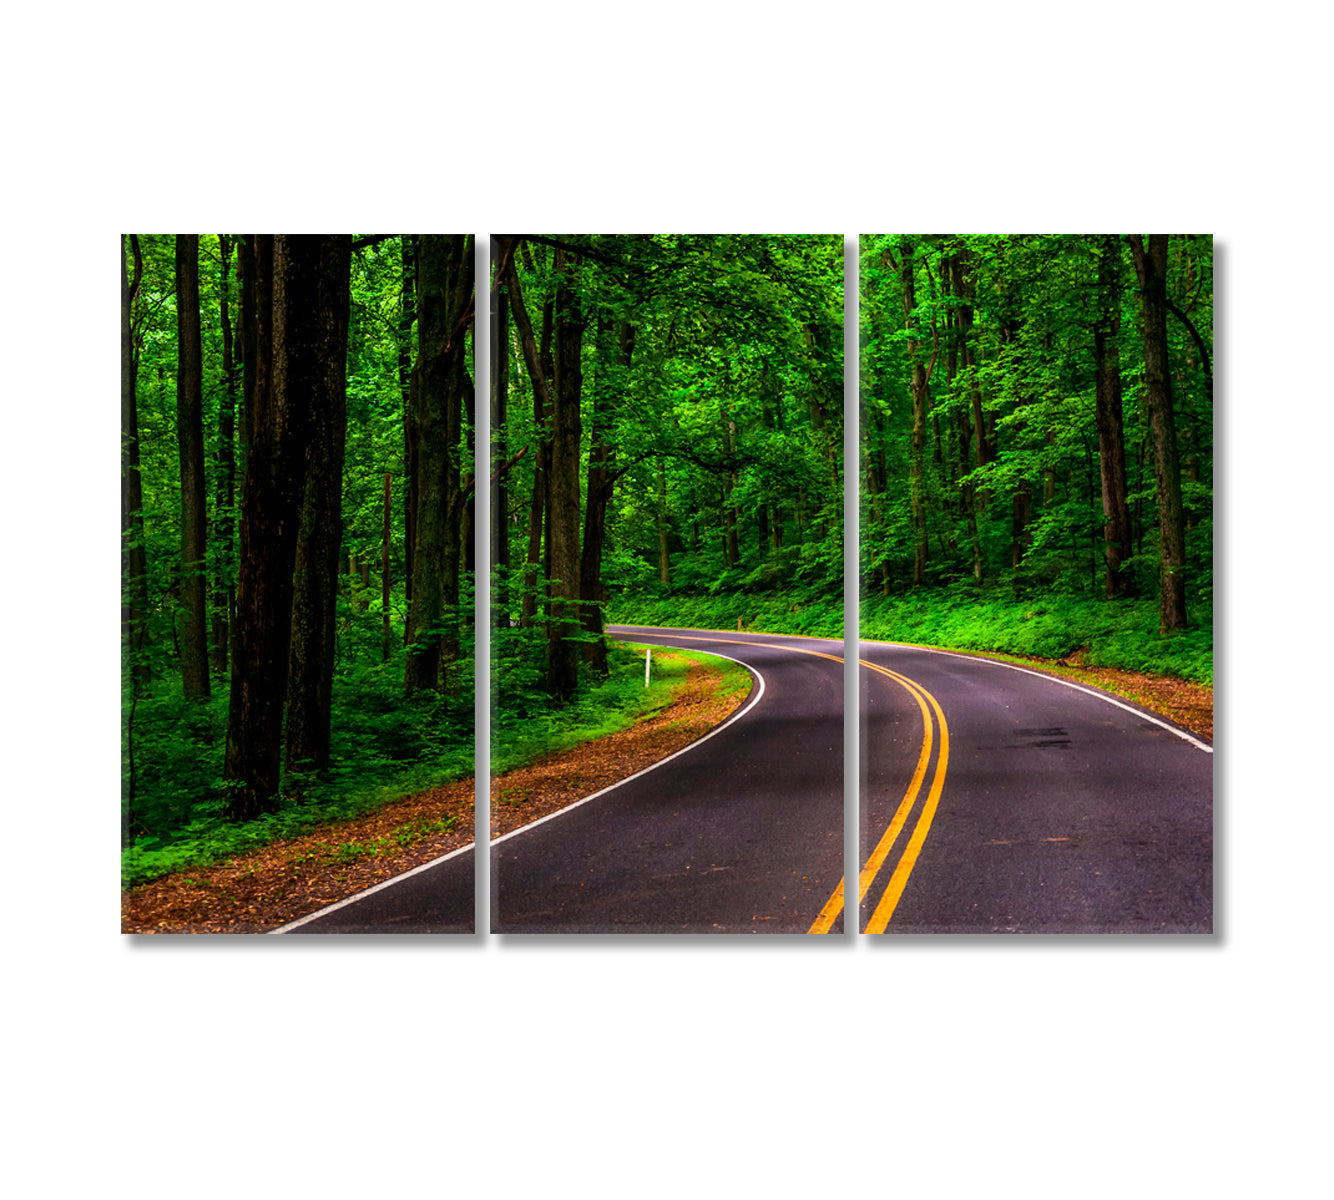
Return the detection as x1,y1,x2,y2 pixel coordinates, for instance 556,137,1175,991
121,235,477,934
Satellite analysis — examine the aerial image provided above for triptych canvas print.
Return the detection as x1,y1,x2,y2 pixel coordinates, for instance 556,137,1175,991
120,234,1213,936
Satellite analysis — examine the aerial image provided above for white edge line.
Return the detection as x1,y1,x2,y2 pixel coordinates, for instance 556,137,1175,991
489,647,768,850
864,639,1213,754
269,840,476,934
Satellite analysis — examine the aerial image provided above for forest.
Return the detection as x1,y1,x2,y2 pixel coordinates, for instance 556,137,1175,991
121,235,476,884
489,234,846,756
859,234,1213,683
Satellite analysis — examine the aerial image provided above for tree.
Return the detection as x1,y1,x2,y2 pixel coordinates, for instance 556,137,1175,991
284,235,353,779
403,235,474,693
1129,234,1188,632
1093,234,1134,599
175,234,210,701
224,235,318,818
122,235,150,695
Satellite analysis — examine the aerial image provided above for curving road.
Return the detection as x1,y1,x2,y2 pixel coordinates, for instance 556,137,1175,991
858,638,1213,934
270,626,1211,936
492,626,847,934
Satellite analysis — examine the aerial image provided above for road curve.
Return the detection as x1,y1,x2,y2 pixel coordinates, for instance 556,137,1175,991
492,626,846,934
859,639,1212,934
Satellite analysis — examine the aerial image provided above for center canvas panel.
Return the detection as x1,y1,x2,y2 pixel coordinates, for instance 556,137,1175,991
488,234,847,935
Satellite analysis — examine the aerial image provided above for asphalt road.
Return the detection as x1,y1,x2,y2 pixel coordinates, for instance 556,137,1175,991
492,626,847,934
270,627,1211,937
858,639,1213,934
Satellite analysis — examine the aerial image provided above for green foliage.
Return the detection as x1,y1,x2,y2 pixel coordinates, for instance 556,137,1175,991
489,640,750,777
610,588,844,640
860,586,1212,685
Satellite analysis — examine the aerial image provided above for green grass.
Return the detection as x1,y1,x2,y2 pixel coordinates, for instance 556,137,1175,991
859,588,1213,685
489,642,751,776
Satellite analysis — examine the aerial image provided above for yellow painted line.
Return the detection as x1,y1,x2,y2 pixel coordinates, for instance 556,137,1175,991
863,673,950,933
612,631,950,934
855,664,932,905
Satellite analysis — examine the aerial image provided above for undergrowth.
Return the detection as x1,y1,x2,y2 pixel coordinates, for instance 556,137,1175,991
610,583,1211,685
122,659,475,889
489,642,750,776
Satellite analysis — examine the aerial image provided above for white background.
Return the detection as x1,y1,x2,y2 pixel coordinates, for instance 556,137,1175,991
5,4,1328,1196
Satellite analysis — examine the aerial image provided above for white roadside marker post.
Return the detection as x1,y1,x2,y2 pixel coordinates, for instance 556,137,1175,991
645,646,651,687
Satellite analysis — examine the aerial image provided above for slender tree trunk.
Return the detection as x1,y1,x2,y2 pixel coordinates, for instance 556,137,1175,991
501,241,553,629
285,235,352,778
400,235,417,620
1093,234,1134,599
546,247,584,704
175,234,211,701
891,244,933,586
224,235,310,819
580,319,634,677
381,472,393,662
122,235,150,695
237,236,257,469
1129,234,1188,631
211,234,239,674
491,247,511,626
657,465,672,587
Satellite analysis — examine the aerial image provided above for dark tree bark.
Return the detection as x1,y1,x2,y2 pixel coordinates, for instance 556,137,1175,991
491,244,511,627
888,243,936,586
122,235,150,694
175,235,211,701
237,235,257,464
285,235,352,778
500,241,553,629
579,319,635,677
381,471,393,662
1129,234,1188,632
400,235,417,619
404,235,474,693
211,234,239,675
1093,234,1135,599
546,247,585,703
224,235,313,819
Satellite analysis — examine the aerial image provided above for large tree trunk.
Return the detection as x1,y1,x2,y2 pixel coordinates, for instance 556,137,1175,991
285,235,352,778
224,235,312,819
1093,235,1135,599
404,235,473,693
175,234,211,701
122,235,150,695
546,247,584,704
1129,234,1188,631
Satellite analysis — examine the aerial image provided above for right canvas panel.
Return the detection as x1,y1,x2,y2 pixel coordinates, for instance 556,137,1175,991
858,235,1213,934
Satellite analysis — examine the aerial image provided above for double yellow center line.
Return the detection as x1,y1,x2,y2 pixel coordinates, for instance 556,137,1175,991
620,632,948,934
716,643,949,934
